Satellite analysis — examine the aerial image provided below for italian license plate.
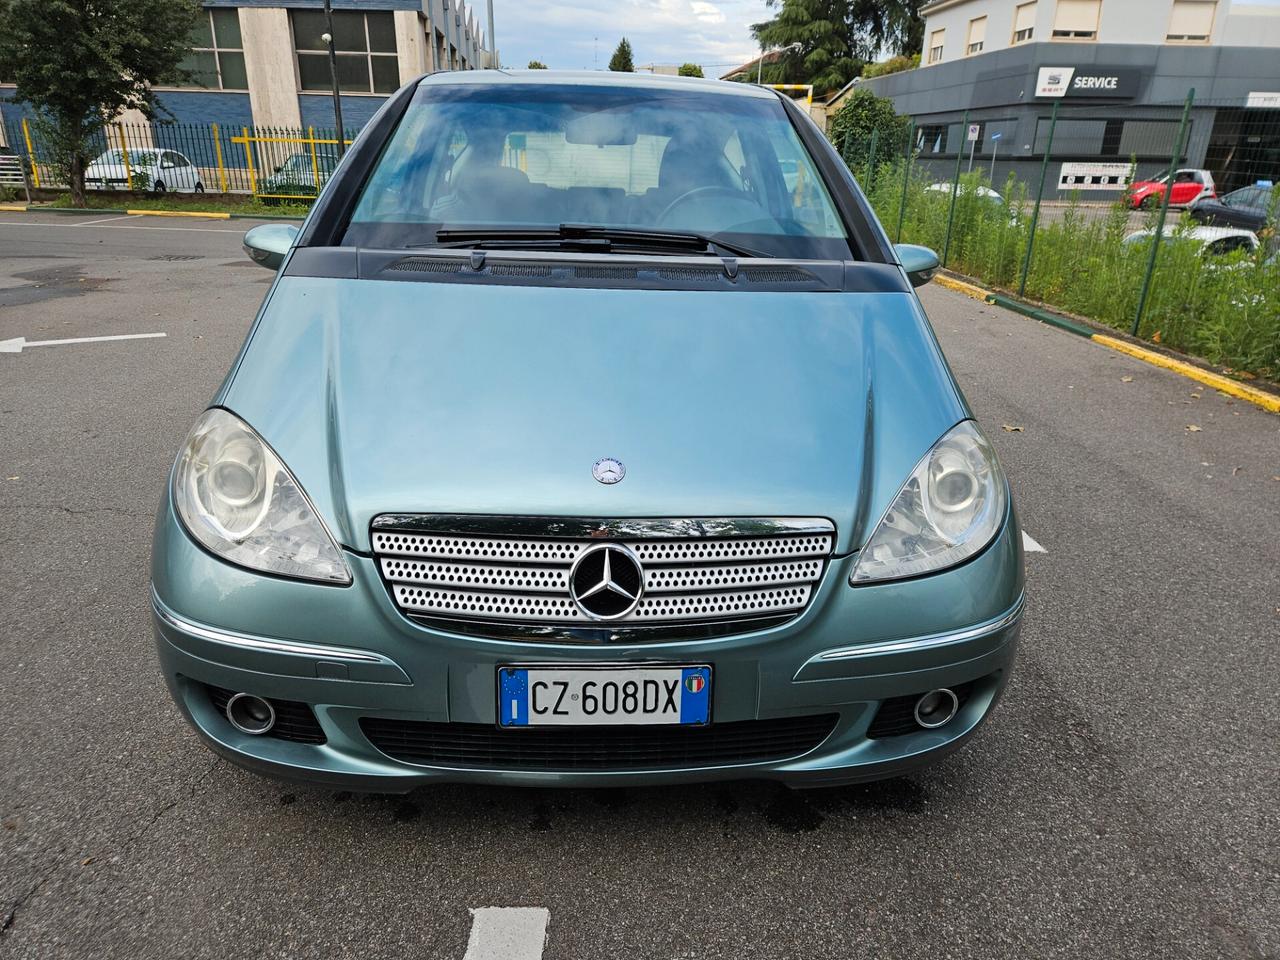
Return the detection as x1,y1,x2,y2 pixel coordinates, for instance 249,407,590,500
498,665,711,727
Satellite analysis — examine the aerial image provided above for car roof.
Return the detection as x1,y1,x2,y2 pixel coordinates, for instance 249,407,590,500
417,69,779,100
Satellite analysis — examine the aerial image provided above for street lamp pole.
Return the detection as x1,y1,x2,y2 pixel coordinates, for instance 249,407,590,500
322,0,346,156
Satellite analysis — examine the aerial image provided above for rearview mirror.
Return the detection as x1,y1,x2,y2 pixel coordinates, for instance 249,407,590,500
243,223,299,271
896,243,940,288
565,112,638,146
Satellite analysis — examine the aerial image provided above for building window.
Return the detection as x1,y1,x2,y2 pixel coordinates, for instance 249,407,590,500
1167,0,1216,42
928,29,945,64
1052,0,1101,40
178,9,247,90
1013,2,1037,43
967,17,987,54
291,10,398,94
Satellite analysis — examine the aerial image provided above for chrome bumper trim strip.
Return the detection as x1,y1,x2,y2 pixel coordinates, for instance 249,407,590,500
150,587,395,667
813,594,1025,663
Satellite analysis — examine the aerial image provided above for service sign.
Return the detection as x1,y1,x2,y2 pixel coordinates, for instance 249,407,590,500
1036,66,1141,99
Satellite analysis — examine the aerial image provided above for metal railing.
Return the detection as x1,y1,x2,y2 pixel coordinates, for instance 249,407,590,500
1,119,354,201
834,92,1280,379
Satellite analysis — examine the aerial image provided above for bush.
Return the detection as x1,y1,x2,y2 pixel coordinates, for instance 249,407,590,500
862,54,919,79
828,88,911,175
678,63,704,78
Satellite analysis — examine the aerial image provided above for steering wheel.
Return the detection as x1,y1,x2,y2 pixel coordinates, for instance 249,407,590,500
657,186,756,226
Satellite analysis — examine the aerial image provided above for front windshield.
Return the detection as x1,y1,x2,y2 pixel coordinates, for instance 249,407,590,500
345,82,851,259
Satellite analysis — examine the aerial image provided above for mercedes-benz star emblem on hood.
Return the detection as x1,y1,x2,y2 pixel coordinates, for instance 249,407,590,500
592,458,626,484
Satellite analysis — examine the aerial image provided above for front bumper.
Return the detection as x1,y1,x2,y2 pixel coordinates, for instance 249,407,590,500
152,503,1024,791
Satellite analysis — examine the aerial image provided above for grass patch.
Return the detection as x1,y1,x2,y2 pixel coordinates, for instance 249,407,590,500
856,159,1280,381
42,191,310,218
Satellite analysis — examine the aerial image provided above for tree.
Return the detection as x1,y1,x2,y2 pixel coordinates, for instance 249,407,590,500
678,63,704,78
0,0,200,207
608,38,634,72
751,0,924,93
527,60,548,69
826,87,910,171
862,54,920,79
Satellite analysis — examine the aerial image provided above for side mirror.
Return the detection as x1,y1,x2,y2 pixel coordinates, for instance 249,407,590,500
896,243,940,288
243,223,299,271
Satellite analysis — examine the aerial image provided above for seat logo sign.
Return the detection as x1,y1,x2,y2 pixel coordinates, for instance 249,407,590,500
1036,67,1076,98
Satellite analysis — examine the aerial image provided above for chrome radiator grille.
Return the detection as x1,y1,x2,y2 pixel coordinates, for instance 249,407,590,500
371,518,834,638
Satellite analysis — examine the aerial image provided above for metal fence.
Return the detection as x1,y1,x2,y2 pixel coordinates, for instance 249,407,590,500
835,92,1280,380
0,119,353,200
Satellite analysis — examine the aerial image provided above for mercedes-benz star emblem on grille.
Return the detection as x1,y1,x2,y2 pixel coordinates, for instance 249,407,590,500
568,544,644,620
592,458,625,484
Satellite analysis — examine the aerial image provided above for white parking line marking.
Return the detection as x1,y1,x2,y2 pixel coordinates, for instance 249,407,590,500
1,332,166,354
1022,531,1047,553
463,908,549,960
76,215,135,226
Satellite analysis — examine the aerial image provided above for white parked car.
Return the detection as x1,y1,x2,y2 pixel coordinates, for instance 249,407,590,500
1122,224,1260,258
925,182,1005,204
85,148,204,194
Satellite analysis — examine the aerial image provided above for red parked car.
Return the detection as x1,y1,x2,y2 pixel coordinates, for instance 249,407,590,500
1128,168,1215,209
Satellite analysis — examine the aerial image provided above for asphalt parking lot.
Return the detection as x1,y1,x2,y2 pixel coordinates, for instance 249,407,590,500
1,209,1277,960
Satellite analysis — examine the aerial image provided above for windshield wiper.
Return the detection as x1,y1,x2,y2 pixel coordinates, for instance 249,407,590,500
425,224,769,260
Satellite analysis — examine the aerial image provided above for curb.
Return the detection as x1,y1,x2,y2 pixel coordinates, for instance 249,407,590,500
1092,335,1280,414
935,272,1280,414
125,208,230,220
934,275,990,301
2,204,302,222
985,292,1097,339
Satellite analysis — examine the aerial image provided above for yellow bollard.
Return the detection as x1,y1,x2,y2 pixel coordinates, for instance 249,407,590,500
242,127,257,196
117,125,134,191
308,125,320,198
21,118,39,188
212,122,227,193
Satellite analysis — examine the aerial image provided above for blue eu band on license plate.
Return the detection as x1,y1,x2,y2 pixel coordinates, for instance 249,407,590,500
498,666,711,727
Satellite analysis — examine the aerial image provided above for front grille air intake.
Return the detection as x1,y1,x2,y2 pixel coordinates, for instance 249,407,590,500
371,517,835,642
360,714,839,770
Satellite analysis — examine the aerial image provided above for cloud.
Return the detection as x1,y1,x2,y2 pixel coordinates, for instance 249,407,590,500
691,2,727,24
492,0,767,72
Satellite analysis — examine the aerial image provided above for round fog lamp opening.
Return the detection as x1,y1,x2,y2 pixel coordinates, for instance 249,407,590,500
226,692,276,735
914,688,959,729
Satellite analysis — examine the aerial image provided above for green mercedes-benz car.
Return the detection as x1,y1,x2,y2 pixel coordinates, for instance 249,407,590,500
151,71,1023,790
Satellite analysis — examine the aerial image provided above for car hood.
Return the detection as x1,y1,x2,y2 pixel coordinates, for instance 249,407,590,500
219,275,968,554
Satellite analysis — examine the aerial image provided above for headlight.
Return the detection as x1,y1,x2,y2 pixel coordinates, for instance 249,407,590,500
850,421,1007,584
172,408,351,584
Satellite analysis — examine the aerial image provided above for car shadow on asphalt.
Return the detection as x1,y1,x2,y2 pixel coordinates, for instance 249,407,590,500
269,776,933,838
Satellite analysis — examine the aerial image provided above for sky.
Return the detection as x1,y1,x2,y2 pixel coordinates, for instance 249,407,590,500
490,0,773,75
487,0,1280,74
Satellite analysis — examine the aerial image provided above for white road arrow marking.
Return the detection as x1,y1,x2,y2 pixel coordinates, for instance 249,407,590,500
1022,531,1047,553
0,332,166,354
463,908,549,960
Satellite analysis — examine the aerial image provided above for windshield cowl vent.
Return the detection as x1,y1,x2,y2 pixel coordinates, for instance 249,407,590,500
742,266,819,284
388,257,467,274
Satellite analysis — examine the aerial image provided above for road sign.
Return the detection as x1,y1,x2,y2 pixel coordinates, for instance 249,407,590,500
967,123,981,142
